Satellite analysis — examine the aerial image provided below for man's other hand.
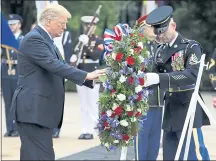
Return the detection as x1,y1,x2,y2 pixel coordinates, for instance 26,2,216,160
86,69,106,80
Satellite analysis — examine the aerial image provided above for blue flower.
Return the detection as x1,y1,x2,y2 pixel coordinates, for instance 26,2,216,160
109,145,117,151
128,67,133,73
110,119,120,128
108,85,113,90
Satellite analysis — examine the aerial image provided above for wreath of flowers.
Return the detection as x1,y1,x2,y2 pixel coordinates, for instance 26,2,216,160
96,22,151,151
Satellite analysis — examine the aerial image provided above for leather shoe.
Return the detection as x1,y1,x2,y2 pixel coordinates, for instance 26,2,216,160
78,134,86,139
84,133,93,140
10,131,19,137
52,131,59,138
4,132,11,137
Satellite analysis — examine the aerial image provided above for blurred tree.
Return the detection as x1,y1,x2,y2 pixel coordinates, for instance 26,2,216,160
166,0,216,90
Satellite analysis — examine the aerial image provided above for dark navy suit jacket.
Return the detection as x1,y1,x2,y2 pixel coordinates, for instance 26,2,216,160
11,25,93,128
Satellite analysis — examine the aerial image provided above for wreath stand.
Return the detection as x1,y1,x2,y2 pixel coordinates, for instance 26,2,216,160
174,54,216,160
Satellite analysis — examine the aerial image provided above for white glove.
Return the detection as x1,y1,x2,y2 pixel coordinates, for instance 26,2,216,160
79,34,89,45
144,73,160,87
70,55,77,63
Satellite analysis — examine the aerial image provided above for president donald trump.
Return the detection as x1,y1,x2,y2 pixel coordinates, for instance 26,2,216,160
11,4,105,160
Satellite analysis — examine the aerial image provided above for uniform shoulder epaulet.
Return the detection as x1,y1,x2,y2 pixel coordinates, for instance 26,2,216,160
185,39,202,54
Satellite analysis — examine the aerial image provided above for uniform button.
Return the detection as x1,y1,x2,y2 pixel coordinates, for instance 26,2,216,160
164,69,166,72
170,93,172,96
158,53,161,57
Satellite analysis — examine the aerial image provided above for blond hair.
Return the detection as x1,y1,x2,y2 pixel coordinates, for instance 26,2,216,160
39,4,71,25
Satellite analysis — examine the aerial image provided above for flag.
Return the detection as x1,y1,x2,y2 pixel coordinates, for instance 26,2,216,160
1,12,19,51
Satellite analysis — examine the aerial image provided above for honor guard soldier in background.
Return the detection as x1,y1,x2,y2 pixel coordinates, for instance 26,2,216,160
70,16,104,140
208,48,216,108
1,14,24,137
144,6,210,160
52,29,73,138
134,15,164,160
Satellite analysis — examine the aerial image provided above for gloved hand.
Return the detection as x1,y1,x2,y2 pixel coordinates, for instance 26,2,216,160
144,73,160,87
70,54,77,63
79,34,89,45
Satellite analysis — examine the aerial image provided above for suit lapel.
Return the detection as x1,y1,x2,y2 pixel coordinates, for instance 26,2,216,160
35,25,63,61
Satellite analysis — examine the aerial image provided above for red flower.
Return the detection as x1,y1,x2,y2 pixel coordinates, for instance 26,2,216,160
101,112,106,116
128,77,134,85
126,56,135,65
139,33,144,38
104,121,109,127
111,89,116,95
134,46,142,54
114,106,123,116
111,113,116,118
122,134,130,141
135,112,142,117
127,111,134,117
130,33,134,37
139,78,145,86
136,93,142,102
141,64,145,72
116,53,123,62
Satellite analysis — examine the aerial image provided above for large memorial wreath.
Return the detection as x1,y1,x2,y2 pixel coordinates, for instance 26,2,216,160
96,23,150,151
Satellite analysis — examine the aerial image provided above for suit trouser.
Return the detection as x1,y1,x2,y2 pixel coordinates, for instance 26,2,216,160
2,78,18,132
163,128,210,160
17,121,55,160
134,107,163,160
76,84,100,134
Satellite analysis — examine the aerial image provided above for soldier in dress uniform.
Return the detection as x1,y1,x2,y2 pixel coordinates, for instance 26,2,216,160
70,16,104,140
1,14,24,137
143,6,210,160
133,15,164,160
208,48,216,108
52,29,73,138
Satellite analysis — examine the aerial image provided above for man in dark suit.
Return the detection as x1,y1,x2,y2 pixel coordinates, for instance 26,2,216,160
1,14,24,137
11,4,105,160
144,5,210,160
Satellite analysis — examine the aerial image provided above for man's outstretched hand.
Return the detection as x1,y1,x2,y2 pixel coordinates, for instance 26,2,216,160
86,69,106,80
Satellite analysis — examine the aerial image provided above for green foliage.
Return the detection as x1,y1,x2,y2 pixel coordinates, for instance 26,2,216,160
170,0,216,90
96,23,150,151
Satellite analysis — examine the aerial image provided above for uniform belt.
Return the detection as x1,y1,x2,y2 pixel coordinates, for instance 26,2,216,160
1,59,18,64
169,84,195,92
79,59,99,63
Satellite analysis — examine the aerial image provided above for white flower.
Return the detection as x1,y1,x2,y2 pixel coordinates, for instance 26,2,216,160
129,49,134,55
137,108,141,113
112,53,117,60
125,141,129,144
113,140,119,144
137,42,143,49
138,70,144,75
135,85,142,93
104,143,109,147
120,120,129,127
106,110,112,117
112,103,118,110
138,55,145,63
130,117,137,122
119,75,127,83
117,94,126,101
126,105,132,111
